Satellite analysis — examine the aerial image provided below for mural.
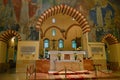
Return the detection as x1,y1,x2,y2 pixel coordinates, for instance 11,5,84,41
89,0,120,42
89,0,115,41
0,0,120,41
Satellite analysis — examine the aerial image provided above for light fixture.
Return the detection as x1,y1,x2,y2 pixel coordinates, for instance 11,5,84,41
11,37,15,42
72,18,75,20
52,18,56,23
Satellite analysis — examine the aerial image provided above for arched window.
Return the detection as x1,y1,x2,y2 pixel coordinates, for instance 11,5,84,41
72,40,76,49
52,29,56,36
58,39,64,48
44,39,49,48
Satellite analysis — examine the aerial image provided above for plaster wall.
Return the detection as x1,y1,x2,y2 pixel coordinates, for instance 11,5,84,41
109,43,120,69
0,41,7,63
16,41,39,72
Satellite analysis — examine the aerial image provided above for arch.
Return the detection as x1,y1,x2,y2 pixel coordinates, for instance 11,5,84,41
40,28,43,38
43,26,64,38
65,24,82,39
0,30,22,42
101,34,118,45
36,4,90,34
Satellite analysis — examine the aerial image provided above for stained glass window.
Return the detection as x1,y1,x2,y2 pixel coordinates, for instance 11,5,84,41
52,29,56,36
44,39,49,48
72,40,76,49
58,39,64,48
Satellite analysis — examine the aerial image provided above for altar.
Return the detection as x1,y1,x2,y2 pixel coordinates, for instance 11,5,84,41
49,51,85,72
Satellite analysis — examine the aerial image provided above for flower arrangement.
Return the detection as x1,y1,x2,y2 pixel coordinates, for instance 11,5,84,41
57,53,61,60
76,46,82,51
74,53,77,60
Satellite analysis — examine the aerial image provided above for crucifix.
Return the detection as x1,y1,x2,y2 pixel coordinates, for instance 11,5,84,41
51,39,57,49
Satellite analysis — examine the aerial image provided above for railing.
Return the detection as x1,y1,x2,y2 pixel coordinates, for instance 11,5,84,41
26,64,36,80
49,67,90,79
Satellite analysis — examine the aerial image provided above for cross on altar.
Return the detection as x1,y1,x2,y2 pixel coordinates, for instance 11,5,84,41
51,39,57,49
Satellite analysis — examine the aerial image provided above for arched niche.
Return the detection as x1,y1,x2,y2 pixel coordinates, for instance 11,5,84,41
36,4,91,51
0,30,21,70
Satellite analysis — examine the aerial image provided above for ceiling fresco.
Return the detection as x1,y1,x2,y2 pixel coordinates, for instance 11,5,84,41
0,0,120,42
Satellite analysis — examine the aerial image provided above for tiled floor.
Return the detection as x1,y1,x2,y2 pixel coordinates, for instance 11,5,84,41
0,68,120,80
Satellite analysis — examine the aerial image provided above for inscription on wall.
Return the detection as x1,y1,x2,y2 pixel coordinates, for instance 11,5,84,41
20,46,35,54
91,47,103,54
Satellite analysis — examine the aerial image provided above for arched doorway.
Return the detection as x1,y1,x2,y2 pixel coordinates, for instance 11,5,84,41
36,4,91,58
0,30,21,72
101,33,118,70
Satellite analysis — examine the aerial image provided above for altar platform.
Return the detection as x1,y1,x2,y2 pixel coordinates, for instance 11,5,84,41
29,70,118,80
49,51,85,71
25,59,120,80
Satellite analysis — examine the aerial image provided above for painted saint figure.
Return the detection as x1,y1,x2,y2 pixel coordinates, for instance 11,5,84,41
89,0,114,41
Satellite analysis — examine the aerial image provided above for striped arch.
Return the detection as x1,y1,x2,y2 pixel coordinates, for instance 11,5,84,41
0,30,22,42
101,34,118,45
36,4,90,34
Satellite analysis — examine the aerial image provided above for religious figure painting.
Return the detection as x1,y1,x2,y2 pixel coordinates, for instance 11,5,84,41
89,0,120,42
0,0,120,41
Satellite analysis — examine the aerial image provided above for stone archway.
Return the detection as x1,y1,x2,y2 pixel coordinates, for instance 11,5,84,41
0,30,21,43
101,33,118,45
101,34,119,70
0,30,22,71
36,4,91,51
36,4,90,34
